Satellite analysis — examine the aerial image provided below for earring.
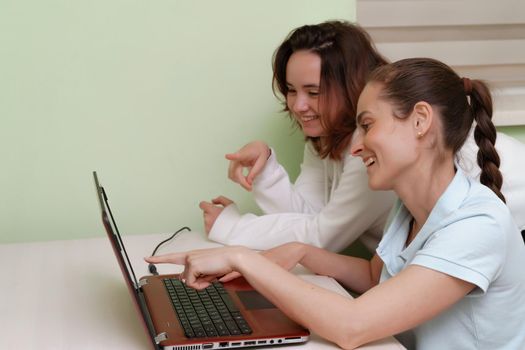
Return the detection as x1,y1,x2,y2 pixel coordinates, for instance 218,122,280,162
417,131,423,138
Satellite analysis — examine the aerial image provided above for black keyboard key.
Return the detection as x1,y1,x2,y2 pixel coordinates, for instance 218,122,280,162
193,327,207,338
220,293,239,312
183,326,195,338
231,311,243,319
203,323,216,333
225,320,240,332
214,321,228,329
206,330,218,337
189,319,201,326
240,326,252,334
209,313,221,320
199,316,212,324
218,328,230,336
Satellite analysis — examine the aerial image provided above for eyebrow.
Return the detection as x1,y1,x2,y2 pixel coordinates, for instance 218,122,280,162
286,82,320,89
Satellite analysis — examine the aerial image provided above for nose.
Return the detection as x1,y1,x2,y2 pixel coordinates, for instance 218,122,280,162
350,129,364,157
291,94,309,114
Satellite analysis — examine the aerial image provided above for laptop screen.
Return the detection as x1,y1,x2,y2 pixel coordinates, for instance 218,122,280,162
93,171,160,350
93,171,139,288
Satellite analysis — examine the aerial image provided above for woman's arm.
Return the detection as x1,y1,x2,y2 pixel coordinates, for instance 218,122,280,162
209,153,396,252
298,244,385,294
220,242,383,293
252,143,327,214
147,247,474,349
223,141,326,214
267,242,383,293
240,254,474,349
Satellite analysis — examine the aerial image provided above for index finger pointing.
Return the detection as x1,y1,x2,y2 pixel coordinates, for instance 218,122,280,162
225,153,239,161
144,252,187,265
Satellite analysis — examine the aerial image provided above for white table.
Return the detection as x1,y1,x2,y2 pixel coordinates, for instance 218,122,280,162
0,231,404,349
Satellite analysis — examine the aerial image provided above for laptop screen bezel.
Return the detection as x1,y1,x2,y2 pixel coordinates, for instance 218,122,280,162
93,171,161,350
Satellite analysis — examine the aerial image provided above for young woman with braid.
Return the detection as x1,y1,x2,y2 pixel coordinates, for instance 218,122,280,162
148,58,525,349
199,21,525,253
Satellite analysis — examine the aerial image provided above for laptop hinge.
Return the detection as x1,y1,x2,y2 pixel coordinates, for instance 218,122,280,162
154,332,168,344
137,279,148,288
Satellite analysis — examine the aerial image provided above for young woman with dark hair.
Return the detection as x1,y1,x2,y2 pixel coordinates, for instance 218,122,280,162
199,20,525,253
149,58,525,349
271,21,387,160
200,21,395,252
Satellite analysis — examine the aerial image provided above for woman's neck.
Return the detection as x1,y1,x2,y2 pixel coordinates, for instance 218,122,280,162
395,158,456,240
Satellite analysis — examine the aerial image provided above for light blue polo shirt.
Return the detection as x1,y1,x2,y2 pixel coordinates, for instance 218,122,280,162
377,169,525,349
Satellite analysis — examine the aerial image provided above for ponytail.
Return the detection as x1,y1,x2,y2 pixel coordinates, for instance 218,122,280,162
467,78,505,202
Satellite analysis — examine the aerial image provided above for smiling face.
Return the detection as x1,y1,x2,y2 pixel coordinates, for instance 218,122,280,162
285,50,326,137
351,82,419,190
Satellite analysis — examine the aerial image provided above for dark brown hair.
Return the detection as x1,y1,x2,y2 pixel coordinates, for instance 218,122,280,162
272,21,387,160
369,58,505,202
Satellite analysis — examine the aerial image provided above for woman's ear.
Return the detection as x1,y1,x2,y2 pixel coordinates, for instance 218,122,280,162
412,101,433,139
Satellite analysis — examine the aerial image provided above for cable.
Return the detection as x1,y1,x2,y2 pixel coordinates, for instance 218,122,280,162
148,226,191,275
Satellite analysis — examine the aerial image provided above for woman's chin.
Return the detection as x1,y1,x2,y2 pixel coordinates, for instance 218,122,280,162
302,130,323,138
300,123,325,138
368,177,389,191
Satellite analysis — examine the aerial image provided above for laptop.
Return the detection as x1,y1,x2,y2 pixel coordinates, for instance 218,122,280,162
93,171,310,350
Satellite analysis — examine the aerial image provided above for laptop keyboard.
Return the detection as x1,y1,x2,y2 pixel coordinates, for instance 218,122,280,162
163,278,253,338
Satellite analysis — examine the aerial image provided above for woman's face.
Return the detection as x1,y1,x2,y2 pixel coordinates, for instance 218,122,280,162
351,82,418,190
285,50,326,137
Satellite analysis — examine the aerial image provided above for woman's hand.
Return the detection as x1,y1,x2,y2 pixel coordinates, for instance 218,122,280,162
145,246,251,290
225,141,270,191
199,196,234,234
220,242,307,282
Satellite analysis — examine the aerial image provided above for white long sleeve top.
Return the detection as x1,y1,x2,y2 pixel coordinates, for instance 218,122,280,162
208,130,525,252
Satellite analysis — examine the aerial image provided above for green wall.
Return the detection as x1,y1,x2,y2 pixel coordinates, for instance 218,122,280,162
3,0,524,244
0,0,355,243
497,126,525,143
